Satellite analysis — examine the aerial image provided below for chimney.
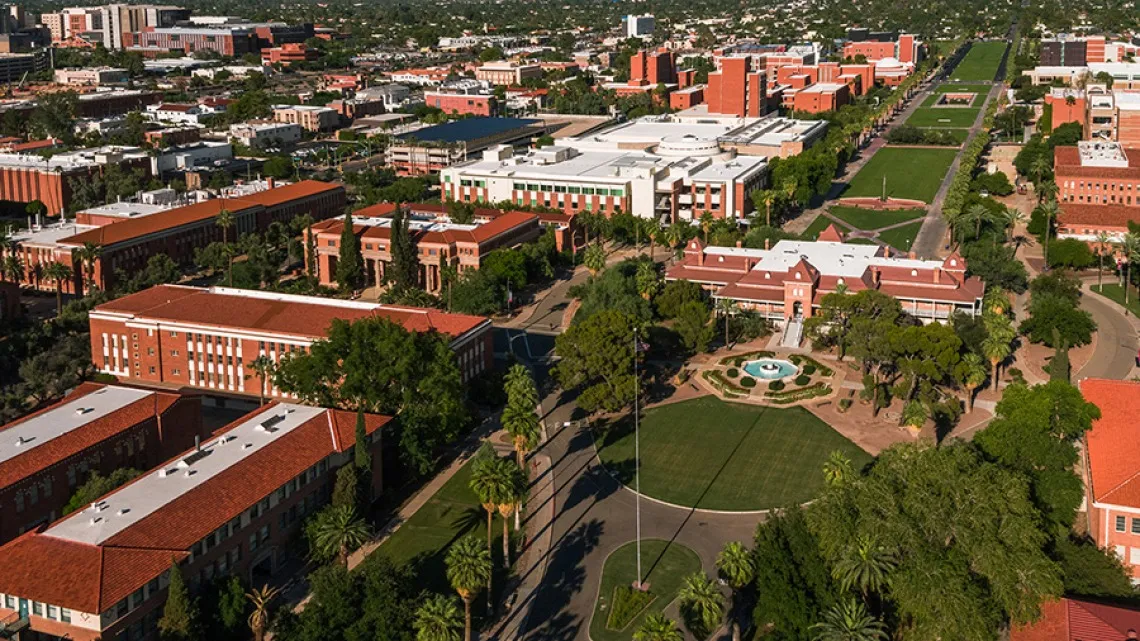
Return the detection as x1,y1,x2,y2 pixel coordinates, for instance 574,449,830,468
266,176,275,190
736,240,743,248
1127,630,1137,639
697,249,704,266
934,269,941,284
908,251,916,259
194,435,201,452
764,238,770,250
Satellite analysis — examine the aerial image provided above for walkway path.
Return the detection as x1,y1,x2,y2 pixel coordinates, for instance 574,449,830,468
911,80,1005,258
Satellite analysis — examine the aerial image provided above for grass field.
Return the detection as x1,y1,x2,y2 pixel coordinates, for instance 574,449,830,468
905,107,980,128
595,397,871,511
950,41,1008,82
802,214,850,240
589,540,701,641
888,128,970,145
1091,283,1140,316
842,147,958,203
374,457,511,596
828,206,925,230
878,220,924,252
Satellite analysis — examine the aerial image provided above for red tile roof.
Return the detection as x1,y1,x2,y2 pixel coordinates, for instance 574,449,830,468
225,180,342,208
0,383,182,491
1054,145,1140,179
1059,203,1140,228
1012,598,1140,641
93,285,488,340
0,405,390,614
1081,379,1140,507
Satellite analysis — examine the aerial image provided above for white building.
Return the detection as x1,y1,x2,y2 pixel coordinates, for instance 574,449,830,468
145,103,211,125
625,14,655,39
190,65,264,80
150,141,233,175
53,67,129,86
228,121,302,149
354,84,412,110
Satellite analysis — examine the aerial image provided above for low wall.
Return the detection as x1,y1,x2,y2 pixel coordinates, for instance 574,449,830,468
836,197,928,210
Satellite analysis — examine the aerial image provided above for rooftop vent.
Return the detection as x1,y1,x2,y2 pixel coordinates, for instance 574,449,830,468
75,407,93,415
242,443,253,450
90,517,102,526
117,508,130,516
15,435,33,446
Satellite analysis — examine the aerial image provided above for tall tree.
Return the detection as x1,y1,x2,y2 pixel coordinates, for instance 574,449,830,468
810,599,888,641
336,209,364,290
445,535,492,641
502,364,541,468
388,205,420,292
716,542,756,641
43,261,72,314
246,355,275,406
414,594,464,641
554,309,637,413
216,209,235,287
583,243,607,275
678,572,725,638
246,585,280,641
159,561,200,641
468,446,508,610
634,614,684,641
832,535,895,603
496,460,527,563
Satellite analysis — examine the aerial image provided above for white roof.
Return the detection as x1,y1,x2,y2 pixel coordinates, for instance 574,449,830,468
77,202,168,219
0,386,153,468
704,240,943,278
352,213,478,233
47,403,325,545
1078,140,1130,168
1114,91,1140,110
11,222,98,247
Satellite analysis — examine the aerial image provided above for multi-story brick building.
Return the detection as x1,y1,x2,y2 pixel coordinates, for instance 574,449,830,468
88,284,494,392
3,181,345,295
0,145,150,214
272,104,339,132
307,206,542,292
1055,141,1140,206
1044,87,1088,132
0,383,203,547
0,402,389,641
261,42,318,66
130,26,258,56
424,91,497,117
1080,378,1140,582
706,56,765,118
791,83,851,114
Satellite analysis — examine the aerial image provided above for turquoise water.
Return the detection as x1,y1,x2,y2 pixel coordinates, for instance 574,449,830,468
742,359,798,379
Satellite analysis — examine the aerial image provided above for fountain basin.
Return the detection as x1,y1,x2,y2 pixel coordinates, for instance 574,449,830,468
742,358,798,380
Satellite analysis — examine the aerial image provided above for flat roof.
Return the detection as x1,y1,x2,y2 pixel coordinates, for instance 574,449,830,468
704,240,944,278
399,117,541,143
77,202,168,218
48,404,324,545
0,386,152,469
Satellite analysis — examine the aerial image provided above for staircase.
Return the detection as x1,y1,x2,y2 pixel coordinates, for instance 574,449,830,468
781,317,804,348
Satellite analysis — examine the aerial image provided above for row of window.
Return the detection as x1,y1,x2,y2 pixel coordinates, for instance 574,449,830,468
1,595,72,622
1113,515,1140,534
511,182,626,197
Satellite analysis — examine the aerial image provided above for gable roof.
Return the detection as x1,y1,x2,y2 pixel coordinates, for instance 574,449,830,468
1012,598,1140,641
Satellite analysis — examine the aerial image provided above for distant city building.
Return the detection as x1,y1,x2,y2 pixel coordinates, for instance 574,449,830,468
1023,63,1140,90
624,14,655,39
474,60,542,86
0,383,203,546
261,42,318,65
385,67,451,86
0,401,390,641
308,206,543,292
386,117,546,176
228,121,302,148
53,67,130,86
149,141,232,175
89,284,493,388
45,4,189,49
272,104,339,132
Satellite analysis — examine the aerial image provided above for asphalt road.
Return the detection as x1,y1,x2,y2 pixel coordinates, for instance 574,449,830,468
1075,289,1139,381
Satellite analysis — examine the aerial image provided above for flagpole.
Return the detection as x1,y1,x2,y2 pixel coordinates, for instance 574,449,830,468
634,325,642,589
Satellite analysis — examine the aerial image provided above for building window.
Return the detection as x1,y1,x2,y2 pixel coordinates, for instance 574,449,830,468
61,609,71,623
1118,515,1127,532
32,602,42,616
46,605,57,620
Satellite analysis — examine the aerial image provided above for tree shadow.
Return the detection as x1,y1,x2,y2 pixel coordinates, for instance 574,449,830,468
516,520,604,640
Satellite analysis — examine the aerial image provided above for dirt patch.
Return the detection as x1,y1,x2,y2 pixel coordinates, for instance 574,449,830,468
807,393,917,456
1014,334,1096,384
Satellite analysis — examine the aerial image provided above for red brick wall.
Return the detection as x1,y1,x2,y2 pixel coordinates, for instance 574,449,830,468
425,93,495,117
1118,111,1140,147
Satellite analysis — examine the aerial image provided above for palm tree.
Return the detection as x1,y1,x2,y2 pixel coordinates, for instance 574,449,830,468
822,450,854,486
965,203,993,240
959,352,987,412
583,243,606,275
1122,233,1140,308
636,261,660,300
634,614,684,641
496,461,527,564
782,178,799,215
1095,231,1113,290
1039,198,1060,268
982,320,1014,388
311,504,371,567
901,400,928,433
246,355,275,406
414,594,464,641
469,451,510,559
716,298,737,347
445,535,492,641
43,261,72,314
2,253,23,284
74,241,102,292
644,219,662,260
1037,179,1059,204
246,584,280,641
810,599,888,641
677,572,725,637
943,207,968,246
502,369,541,470
716,542,756,641
217,208,235,286
758,190,777,226
1002,206,1027,243
983,287,1010,317
698,211,715,243
832,535,895,602
663,223,686,262
1029,156,1052,197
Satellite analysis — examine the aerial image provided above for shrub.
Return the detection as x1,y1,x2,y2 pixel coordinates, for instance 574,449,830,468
765,383,833,404
789,354,833,376
726,368,739,378
802,364,817,376
794,374,811,386
769,380,785,391
740,377,756,388
838,398,853,412
606,585,656,630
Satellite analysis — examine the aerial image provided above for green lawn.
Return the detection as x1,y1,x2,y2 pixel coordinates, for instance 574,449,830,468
905,107,980,128
802,214,850,240
594,397,871,511
932,83,993,95
951,41,1008,81
828,206,925,231
373,456,511,596
590,540,702,641
843,147,958,203
1091,283,1140,316
877,220,925,252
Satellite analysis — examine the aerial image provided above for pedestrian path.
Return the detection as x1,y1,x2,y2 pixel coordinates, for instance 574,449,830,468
494,454,555,640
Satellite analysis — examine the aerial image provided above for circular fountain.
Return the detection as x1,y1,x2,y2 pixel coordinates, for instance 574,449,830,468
742,358,798,380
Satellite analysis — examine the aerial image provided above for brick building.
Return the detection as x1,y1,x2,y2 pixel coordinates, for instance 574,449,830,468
1012,597,1140,641
0,402,389,641
791,83,851,114
272,104,339,132
706,56,765,118
1055,142,1140,206
474,61,542,86
3,181,345,295
424,91,496,117
0,383,203,547
1080,378,1140,581
88,284,494,392
130,26,259,57
669,85,704,110
307,206,543,291
1056,203,1140,247
1044,87,1088,132
630,48,676,86
261,42,318,66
